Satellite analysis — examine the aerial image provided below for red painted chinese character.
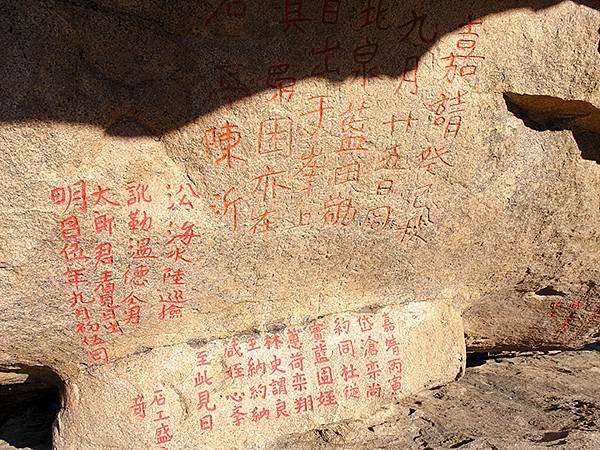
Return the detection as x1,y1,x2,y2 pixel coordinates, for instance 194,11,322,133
388,358,402,373
358,315,373,332
127,182,152,206
366,360,382,380
94,243,113,267
268,64,296,102
200,414,213,431
59,216,81,240
341,364,359,382
88,347,109,364
163,268,185,286
353,38,380,88
302,95,332,137
197,351,210,366
258,118,293,157
311,37,340,77
270,355,286,374
247,358,266,377
377,146,406,172
398,10,437,44
384,111,417,135
276,399,289,418
194,370,214,387
322,0,341,24
128,210,153,232
294,146,323,196
123,265,150,287
151,390,167,407
249,209,276,234
361,336,380,356
91,185,120,207
292,373,307,392
323,194,356,226
252,166,289,201
289,353,305,371
376,179,393,195
130,394,146,418
271,377,288,396
197,390,217,411
317,366,333,385
395,56,419,95
383,312,396,332
386,337,400,355
344,384,360,400
64,267,87,290
366,382,381,398
334,317,350,335
338,339,355,357
204,0,246,27
281,0,310,32
250,383,267,399
265,334,283,350
51,181,87,213
203,122,246,168
360,0,390,30
154,423,173,445
287,328,303,350
166,221,200,246
224,338,243,358
230,405,247,427
158,289,186,320
417,147,451,174
333,161,360,186
364,206,391,231
210,187,242,232
339,101,369,152
317,390,337,407
129,237,157,259
251,406,270,422
60,242,90,263
167,183,200,210
294,395,314,413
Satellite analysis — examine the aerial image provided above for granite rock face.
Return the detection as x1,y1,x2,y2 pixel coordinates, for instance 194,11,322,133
0,0,598,448
276,349,600,449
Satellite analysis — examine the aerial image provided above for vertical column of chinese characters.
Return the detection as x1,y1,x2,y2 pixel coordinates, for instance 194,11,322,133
286,327,312,416
372,109,417,233
122,182,154,327
160,184,201,321
356,315,383,399
205,122,245,234
306,31,341,232
51,180,120,365
427,21,476,159
148,389,174,449
333,316,360,402
223,338,247,427
89,181,121,352
265,333,291,421
251,117,293,235
381,312,402,394
292,95,332,229
245,335,268,423
326,101,370,230
309,321,338,410
130,391,173,447
194,350,217,432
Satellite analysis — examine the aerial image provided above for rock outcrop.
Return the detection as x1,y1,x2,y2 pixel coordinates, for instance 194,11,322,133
0,0,598,448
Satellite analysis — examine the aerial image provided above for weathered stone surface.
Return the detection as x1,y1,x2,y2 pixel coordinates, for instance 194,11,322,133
277,349,600,449
55,303,464,448
0,0,598,447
